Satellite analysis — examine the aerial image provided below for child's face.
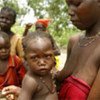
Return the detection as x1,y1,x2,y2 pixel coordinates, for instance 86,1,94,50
0,11,15,30
36,23,46,31
66,0,99,30
25,38,55,76
0,37,10,60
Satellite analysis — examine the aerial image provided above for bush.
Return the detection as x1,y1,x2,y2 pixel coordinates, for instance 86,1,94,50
52,28,80,48
12,24,80,47
12,24,24,36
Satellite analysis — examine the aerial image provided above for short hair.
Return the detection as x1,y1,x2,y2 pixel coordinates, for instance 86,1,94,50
0,31,10,42
22,30,54,51
0,6,16,21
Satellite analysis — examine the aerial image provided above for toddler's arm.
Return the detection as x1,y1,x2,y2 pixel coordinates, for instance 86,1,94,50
18,73,38,100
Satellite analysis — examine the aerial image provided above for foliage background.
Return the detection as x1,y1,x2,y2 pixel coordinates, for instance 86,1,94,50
0,0,80,48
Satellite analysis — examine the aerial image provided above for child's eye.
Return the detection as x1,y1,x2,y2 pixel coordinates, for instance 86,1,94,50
45,55,52,59
30,56,39,61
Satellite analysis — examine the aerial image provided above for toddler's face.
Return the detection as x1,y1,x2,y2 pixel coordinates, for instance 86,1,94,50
25,37,55,76
0,37,10,60
66,0,99,30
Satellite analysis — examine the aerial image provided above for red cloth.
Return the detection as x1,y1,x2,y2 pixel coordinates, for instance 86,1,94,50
58,76,91,100
0,55,26,90
35,19,50,28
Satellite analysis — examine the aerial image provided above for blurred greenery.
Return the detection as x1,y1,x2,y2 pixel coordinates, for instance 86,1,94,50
0,0,81,48
53,29,80,47
12,23,80,48
12,24,24,36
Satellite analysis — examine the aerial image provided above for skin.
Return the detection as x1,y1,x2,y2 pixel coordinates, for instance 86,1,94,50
23,23,33,36
23,22,46,36
23,21,60,56
0,7,24,61
57,0,100,99
0,8,23,99
35,22,46,31
18,37,58,100
0,33,12,99
0,9,15,38
0,34,10,73
87,68,100,100
35,22,60,55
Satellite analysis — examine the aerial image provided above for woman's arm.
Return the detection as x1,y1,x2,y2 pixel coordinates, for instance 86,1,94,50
56,35,79,82
87,68,100,100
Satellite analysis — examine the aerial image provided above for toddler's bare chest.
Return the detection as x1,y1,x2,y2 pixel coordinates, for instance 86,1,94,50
32,76,56,99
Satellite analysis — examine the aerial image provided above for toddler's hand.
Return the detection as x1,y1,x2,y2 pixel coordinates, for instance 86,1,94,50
2,85,21,96
6,94,15,100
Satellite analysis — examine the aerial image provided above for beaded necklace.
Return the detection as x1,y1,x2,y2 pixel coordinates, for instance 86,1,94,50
78,34,100,47
39,77,56,94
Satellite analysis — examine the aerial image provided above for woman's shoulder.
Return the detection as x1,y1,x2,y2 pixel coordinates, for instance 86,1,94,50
70,32,82,41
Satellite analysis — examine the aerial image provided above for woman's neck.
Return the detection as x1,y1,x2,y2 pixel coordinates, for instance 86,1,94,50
86,22,100,37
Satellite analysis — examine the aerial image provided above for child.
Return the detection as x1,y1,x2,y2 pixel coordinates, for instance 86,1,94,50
0,31,26,99
0,6,24,61
23,19,60,56
23,19,51,36
35,19,51,31
56,0,100,99
36,19,60,55
0,6,26,99
18,31,58,100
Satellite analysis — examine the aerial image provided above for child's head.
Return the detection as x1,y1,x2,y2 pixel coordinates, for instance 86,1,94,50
23,31,56,76
35,19,50,31
66,0,100,30
0,31,10,60
0,6,16,30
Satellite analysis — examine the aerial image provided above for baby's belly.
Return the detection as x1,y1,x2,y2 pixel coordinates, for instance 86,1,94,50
32,92,58,100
